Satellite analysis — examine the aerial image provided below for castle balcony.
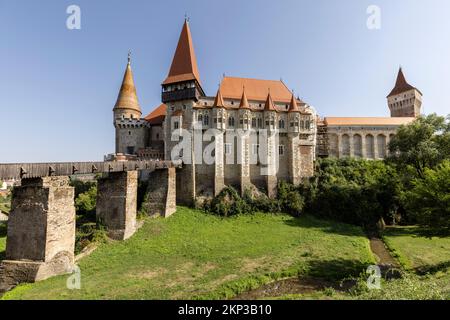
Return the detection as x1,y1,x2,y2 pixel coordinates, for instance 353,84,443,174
162,87,201,103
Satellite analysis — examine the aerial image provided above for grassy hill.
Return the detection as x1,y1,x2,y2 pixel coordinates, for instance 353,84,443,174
2,207,374,300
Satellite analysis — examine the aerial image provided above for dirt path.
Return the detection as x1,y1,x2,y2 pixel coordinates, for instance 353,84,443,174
369,237,402,279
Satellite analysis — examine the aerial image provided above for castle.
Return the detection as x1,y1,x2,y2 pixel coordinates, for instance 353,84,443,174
111,20,422,202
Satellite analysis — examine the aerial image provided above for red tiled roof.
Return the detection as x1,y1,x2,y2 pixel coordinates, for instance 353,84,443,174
324,117,416,126
219,77,299,103
239,87,250,109
162,20,201,85
144,104,166,125
387,68,421,98
264,92,276,112
213,88,226,108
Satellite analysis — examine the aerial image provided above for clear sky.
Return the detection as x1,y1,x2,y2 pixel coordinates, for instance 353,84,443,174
1,0,449,163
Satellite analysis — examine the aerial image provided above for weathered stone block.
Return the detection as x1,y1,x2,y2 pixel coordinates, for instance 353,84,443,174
97,171,138,240
266,175,278,199
0,176,75,290
144,167,176,218
176,164,195,206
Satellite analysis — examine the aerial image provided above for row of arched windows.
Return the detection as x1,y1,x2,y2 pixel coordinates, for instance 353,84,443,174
196,114,311,130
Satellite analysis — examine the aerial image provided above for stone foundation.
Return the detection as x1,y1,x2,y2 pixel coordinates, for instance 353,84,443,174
97,171,138,240
0,176,75,291
144,167,176,217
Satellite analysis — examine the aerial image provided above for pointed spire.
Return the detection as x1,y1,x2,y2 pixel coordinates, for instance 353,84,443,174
213,88,225,108
239,86,250,109
163,20,201,85
113,54,142,115
264,91,276,112
288,92,299,113
387,67,416,97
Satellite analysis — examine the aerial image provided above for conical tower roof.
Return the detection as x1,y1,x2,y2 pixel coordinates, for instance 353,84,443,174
387,67,418,97
288,93,300,112
163,20,201,85
264,91,276,112
239,87,250,109
213,88,225,108
114,54,142,114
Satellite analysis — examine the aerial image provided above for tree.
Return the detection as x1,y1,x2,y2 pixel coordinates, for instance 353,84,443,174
404,160,450,231
388,114,450,178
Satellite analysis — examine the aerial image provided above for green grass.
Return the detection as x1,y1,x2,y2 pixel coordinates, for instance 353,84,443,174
383,226,450,271
2,207,374,300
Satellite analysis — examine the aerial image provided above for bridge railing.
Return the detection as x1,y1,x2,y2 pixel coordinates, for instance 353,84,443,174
0,160,182,180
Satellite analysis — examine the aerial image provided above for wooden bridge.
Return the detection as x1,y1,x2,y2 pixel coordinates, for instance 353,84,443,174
0,160,181,180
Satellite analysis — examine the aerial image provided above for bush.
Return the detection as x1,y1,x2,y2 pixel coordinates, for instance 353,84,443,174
75,185,97,217
304,158,402,229
206,187,251,217
403,160,450,232
205,182,305,217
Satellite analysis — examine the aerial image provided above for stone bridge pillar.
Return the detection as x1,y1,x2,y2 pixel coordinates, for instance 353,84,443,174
97,171,138,240
0,176,75,291
143,167,176,218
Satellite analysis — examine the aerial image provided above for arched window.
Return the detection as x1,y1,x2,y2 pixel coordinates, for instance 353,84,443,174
353,134,362,158
278,119,285,129
342,134,350,157
252,118,257,128
203,114,209,126
198,114,203,122
366,134,375,159
377,135,387,158
228,116,235,127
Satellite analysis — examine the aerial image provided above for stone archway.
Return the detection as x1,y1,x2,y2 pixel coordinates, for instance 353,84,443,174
377,134,387,159
365,134,375,159
341,134,350,157
353,134,363,158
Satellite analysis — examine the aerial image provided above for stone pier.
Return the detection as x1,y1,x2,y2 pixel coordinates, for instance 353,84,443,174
96,171,138,240
0,177,75,292
144,167,176,218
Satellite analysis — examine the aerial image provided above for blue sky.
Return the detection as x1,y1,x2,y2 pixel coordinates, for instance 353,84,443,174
1,0,449,162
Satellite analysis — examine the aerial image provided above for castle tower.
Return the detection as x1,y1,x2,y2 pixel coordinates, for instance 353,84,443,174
263,92,278,198
113,53,147,155
238,87,252,194
113,52,142,121
162,19,204,205
387,67,422,117
161,19,205,104
287,93,302,185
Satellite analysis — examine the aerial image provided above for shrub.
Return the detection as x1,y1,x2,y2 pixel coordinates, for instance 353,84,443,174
75,185,97,217
403,160,450,232
206,187,251,217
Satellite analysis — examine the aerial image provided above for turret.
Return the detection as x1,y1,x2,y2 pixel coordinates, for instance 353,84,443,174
387,67,422,117
161,19,205,103
113,52,142,121
113,52,148,155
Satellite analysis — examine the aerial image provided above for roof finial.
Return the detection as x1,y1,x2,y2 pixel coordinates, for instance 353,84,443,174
128,50,132,65
184,13,190,22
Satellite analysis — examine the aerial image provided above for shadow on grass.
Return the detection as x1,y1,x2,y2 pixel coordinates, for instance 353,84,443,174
416,261,450,276
384,226,450,239
283,215,365,237
305,258,370,281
